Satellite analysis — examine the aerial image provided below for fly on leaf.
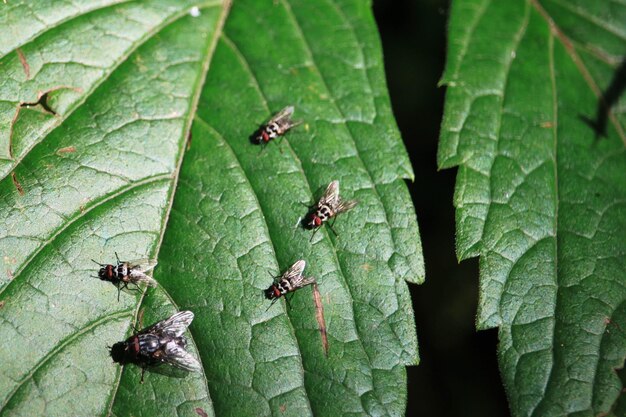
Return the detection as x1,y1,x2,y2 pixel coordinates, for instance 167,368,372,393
303,180,358,238
264,260,315,309
109,310,201,383
251,106,301,145
92,253,157,301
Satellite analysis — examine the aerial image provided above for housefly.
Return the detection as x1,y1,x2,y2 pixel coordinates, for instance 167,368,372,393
304,180,358,238
251,106,301,145
92,253,157,301
109,310,201,383
264,260,315,309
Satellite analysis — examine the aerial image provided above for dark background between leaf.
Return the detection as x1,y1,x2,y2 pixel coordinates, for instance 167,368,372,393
374,0,508,415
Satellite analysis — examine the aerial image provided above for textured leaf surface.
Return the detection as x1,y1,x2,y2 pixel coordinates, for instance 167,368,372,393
0,1,422,416
440,0,626,416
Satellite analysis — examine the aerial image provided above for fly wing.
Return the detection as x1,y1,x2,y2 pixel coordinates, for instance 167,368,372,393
128,269,158,287
319,180,340,207
291,275,316,289
127,259,158,287
143,311,194,338
269,106,294,124
334,198,358,215
271,105,302,131
281,260,306,282
127,258,158,273
163,341,202,372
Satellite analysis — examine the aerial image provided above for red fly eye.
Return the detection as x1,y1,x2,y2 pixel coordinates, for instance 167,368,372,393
314,217,322,226
106,265,113,278
262,131,270,142
132,337,140,353
274,287,281,297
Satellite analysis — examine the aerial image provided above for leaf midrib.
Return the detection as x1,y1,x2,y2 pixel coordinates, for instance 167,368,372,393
103,2,232,415
527,29,560,417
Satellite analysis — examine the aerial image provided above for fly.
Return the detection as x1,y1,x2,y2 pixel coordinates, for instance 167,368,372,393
252,106,301,145
303,180,357,239
264,260,315,309
92,253,157,301
109,310,201,383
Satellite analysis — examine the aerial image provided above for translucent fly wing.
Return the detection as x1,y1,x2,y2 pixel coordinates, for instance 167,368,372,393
292,275,316,289
268,106,294,124
127,258,158,273
319,180,340,207
270,106,302,133
128,269,158,287
143,310,194,338
335,199,358,215
281,260,306,282
163,341,202,372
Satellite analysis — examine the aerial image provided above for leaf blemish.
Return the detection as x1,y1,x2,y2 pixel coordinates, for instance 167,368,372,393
186,130,193,150
195,407,208,417
138,308,145,329
56,146,76,155
16,48,30,79
11,172,24,195
312,283,329,356
20,91,57,115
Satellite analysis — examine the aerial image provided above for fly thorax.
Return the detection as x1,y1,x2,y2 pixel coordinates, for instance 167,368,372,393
138,334,160,353
267,122,280,137
278,279,292,294
117,264,128,277
317,204,332,221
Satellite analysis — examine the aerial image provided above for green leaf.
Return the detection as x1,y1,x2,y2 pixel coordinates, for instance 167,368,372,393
440,0,626,416
0,1,423,416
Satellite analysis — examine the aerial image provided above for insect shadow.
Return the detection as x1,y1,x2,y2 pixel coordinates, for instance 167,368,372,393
142,364,191,379
580,57,626,139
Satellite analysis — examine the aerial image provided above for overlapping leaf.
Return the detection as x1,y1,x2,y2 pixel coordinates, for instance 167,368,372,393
0,1,423,416
440,0,626,415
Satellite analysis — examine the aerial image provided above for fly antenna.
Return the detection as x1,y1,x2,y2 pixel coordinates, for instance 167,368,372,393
115,252,121,264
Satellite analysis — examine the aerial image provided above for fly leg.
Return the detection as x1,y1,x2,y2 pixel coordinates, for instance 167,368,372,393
258,143,269,156
327,219,338,237
309,227,320,242
265,297,279,312
275,135,285,153
284,292,294,309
